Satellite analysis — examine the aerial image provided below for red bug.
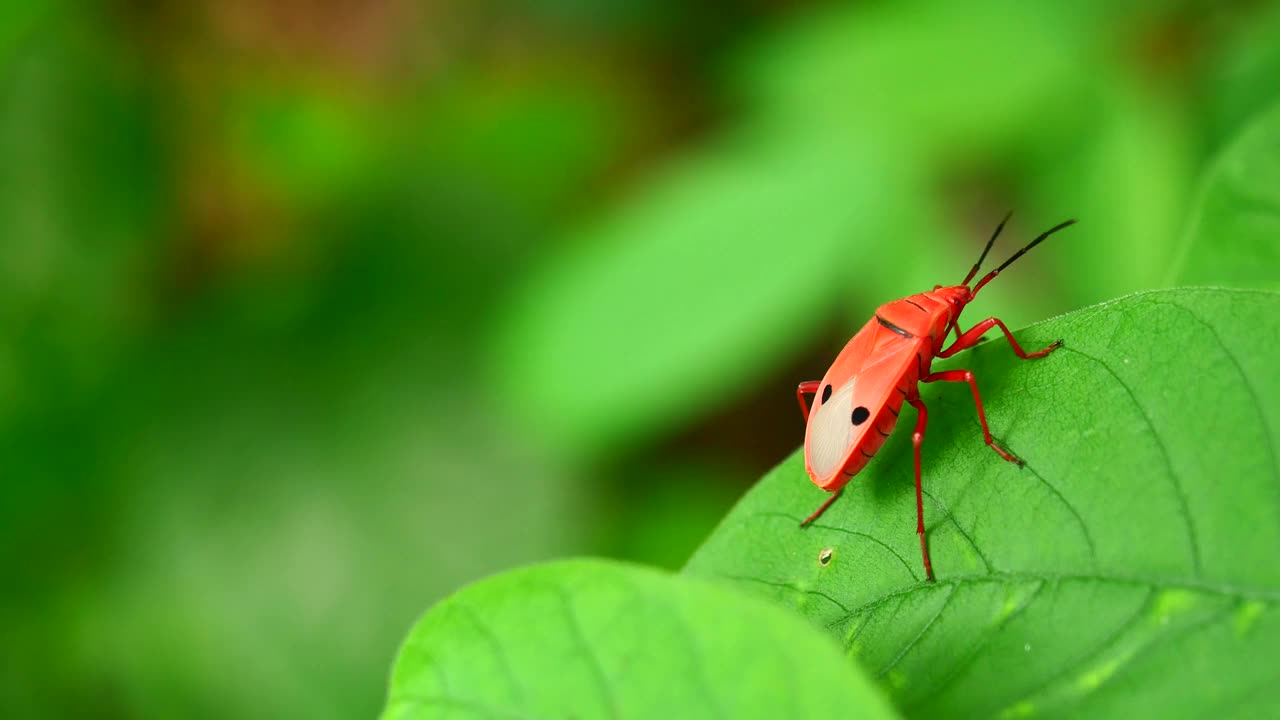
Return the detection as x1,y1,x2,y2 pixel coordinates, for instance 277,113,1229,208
796,214,1075,581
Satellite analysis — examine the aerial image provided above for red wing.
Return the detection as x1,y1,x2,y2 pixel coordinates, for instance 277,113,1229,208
805,318,921,482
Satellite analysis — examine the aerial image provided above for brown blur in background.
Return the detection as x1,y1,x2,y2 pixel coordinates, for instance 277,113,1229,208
3,1,1280,717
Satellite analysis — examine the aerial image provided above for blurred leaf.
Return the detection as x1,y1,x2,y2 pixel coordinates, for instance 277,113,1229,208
517,0,679,29
0,17,167,419
496,132,915,456
385,558,899,719
1172,101,1280,289
1199,3,1280,150
229,84,383,202
687,288,1280,718
92,474,576,718
1024,87,1193,312
415,72,626,215
75,340,590,720
0,0,49,70
0,8,170,625
599,460,744,570
736,1,1091,152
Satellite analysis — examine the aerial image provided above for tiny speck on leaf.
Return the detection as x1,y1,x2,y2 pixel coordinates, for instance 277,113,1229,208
818,548,834,566
1024,643,1031,652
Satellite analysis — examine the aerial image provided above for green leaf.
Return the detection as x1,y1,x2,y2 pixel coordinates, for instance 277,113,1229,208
686,287,1280,718
736,1,1091,151
1172,101,1280,289
385,558,899,719
1199,4,1280,150
495,133,917,456
85,352,589,719
1026,89,1193,310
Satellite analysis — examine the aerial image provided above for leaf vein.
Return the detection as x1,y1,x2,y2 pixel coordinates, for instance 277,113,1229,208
554,586,617,718
985,587,1157,716
920,488,992,573
1060,345,1202,576
720,574,853,614
933,393,1098,570
875,584,957,678
905,579,1048,707
1158,299,1279,482
456,602,525,705
821,570,1280,631
1022,463,1100,568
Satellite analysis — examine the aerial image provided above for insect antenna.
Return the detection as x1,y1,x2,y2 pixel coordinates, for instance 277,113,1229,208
971,218,1076,295
961,210,1012,286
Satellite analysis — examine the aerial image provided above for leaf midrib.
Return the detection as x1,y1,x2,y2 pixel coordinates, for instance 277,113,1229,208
726,566,1280,630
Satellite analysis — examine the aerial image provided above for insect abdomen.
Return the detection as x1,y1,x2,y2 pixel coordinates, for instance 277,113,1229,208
840,385,909,478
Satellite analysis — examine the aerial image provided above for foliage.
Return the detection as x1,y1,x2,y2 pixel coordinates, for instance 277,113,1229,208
686,288,1280,718
5,1,1280,718
394,286,1280,718
383,81,1280,718
386,559,898,719
1174,100,1280,290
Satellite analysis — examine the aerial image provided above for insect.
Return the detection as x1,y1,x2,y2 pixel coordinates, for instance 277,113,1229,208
795,214,1075,581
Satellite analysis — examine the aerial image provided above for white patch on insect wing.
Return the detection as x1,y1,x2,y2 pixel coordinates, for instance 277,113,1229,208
809,377,857,478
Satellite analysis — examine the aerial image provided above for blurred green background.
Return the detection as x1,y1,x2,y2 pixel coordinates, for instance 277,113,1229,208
3,0,1279,717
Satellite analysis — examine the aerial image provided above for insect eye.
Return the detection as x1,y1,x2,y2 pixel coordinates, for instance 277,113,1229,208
851,406,870,425
821,384,832,403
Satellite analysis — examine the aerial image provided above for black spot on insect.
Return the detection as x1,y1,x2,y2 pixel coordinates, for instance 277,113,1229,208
822,384,832,403
852,406,870,425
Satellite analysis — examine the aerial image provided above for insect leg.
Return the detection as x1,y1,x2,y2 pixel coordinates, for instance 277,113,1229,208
796,381,821,420
937,317,1061,360
908,396,935,582
923,369,1022,465
800,487,843,527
